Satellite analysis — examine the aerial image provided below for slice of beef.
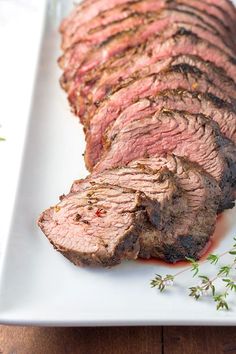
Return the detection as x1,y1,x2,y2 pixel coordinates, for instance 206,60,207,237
61,20,234,95
85,65,236,170
61,1,165,51
70,30,236,120
38,184,146,267
79,30,236,100
61,0,236,51
61,10,234,94
60,0,141,35
59,13,152,71
95,110,236,210
204,0,236,22
170,4,235,46
128,155,220,260
59,4,235,67
38,167,186,266
72,17,235,80
62,18,236,94
184,0,236,35
107,90,236,146
84,54,236,120
69,154,220,262
60,4,224,68
69,164,186,230
60,0,236,40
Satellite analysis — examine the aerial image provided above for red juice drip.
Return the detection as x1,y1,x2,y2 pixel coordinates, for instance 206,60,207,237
137,213,228,267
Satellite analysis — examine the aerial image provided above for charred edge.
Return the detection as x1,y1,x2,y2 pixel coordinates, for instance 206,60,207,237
171,63,202,76
88,12,156,35
177,3,232,34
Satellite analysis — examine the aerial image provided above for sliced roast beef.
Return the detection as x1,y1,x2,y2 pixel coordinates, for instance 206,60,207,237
107,90,236,146
61,21,234,95
69,30,236,120
129,155,220,260
38,167,186,266
82,54,236,120
170,4,235,46
41,0,236,268
85,65,236,169
60,0,236,41
95,110,236,210
70,154,220,261
69,164,186,230
60,0,142,35
60,3,234,62
38,184,147,267
61,0,236,51
60,3,233,69
59,13,152,70
61,1,167,51
204,0,236,22
68,18,236,87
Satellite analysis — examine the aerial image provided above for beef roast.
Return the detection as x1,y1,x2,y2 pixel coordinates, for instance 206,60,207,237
60,0,236,51
40,0,236,267
59,5,234,76
69,30,236,121
41,154,219,264
129,155,220,260
85,64,236,169
60,0,236,41
66,18,236,90
69,154,220,262
38,184,146,267
38,166,187,266
107,90,236,146
95,110,236,210
82,54,236,120
62,21,234,96
69,164,186,230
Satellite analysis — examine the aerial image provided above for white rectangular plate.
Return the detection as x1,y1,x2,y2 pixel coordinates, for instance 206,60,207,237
0,0,236,326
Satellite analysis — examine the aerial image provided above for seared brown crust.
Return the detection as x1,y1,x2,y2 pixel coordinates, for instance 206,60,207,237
95,110,236,210
84,63,236,171
70,154,220,262
38,0,236,267
38,184,147,267
38,167,187,266
83,55,236,123
66,30,236,124
60,0,236,41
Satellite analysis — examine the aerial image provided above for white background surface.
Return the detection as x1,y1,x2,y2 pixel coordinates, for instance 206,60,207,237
0,0,48,252
0,0,235,326
0,0,76,253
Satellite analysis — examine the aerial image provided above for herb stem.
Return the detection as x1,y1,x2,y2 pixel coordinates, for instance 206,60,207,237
173,248,235,278
151,237,236,311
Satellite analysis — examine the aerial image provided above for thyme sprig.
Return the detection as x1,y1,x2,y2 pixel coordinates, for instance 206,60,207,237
150,237,236,311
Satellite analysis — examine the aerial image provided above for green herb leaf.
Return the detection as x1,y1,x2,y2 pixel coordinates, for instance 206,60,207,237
223,279,236,292
218,266,231,277
189,286,203,300
185,257,199,277
214,293,229,311
151,236,236,312
207,254,220,264
211,285,216,296
150,274,174,292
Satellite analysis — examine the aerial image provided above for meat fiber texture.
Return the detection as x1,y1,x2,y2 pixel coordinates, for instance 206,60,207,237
38,0,236,267
39,156,220,265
